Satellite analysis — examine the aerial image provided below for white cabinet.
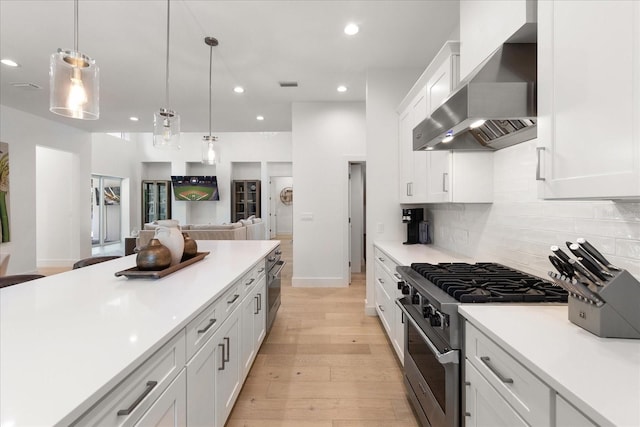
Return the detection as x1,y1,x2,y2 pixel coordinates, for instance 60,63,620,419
399,88,429,203
185,331,219,427
373,246,405,364
214,308,241,426
465,360,528,427
459,0,536,81
426,151,494,203
134,371,186,427
240,276,266,381
398,41,460,204
537,1,640,199
556,394,597,427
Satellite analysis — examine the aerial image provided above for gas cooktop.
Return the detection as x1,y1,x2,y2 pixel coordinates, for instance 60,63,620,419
410,262,568,303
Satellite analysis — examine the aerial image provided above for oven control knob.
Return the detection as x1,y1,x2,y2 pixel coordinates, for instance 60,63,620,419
411,293,420,305
401,283,410,295
430,314,441,327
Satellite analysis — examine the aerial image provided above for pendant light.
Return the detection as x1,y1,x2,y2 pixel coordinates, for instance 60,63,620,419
154,0,180,149
49,0,99,120
202,36,219,164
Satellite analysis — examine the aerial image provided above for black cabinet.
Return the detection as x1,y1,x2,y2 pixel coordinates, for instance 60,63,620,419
142,180,172,225
231,180,260,222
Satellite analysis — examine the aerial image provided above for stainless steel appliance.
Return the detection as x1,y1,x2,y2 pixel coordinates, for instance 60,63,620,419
396,262,567,427
265,246,285,332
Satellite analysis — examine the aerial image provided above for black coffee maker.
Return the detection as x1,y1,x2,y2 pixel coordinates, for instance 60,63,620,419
402,208,423,245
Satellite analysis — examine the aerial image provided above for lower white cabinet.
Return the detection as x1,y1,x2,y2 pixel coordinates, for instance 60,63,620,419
373,246,405,365
214,309,241,426
241,277,266,381
464,360,528,427
556,394,597,427
135,370,186,427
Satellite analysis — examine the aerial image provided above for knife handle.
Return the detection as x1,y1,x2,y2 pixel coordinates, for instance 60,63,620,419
551,245,572,264
568,244,609,281
567,258,602,286
577,238,620,271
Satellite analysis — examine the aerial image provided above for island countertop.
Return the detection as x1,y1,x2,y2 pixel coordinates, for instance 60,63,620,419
0,240,278,427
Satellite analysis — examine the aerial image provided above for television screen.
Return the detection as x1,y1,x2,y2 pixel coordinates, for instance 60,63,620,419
171,176,220,201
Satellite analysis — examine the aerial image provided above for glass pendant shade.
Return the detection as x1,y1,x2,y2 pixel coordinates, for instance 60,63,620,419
49,49,99,119
153,108,181,149
202,135,217,165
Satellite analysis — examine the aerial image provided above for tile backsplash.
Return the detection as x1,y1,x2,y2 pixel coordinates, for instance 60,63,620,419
425,140,640,280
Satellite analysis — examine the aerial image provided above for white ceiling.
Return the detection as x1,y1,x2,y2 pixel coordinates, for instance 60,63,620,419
0,0,459,133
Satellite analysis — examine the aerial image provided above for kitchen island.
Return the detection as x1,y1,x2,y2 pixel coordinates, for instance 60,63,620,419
460,305,640,427
0,239,278,427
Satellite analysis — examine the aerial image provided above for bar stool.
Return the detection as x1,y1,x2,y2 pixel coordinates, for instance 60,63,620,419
0,274,45,289
72,255,122,270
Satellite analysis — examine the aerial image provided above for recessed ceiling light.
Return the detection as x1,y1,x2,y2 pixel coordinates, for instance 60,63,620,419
256,115,264,121
1,59,19,67
337,85,348,93
233,86,244,94
344,23,359,36
129,116,139,122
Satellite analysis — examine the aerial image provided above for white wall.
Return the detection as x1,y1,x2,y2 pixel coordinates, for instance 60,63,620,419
365,68,423,311
0,105,91,274
426,140,640,280
36,147,74,266
291,102,366,287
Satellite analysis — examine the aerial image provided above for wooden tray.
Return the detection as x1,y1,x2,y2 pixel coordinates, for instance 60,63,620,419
115,251,210,279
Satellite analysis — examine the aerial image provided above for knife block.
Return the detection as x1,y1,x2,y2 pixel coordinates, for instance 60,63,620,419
568,269,640,339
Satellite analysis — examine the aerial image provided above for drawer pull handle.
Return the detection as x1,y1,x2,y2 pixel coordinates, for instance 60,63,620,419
246,278,255,286
418,382,428,395
377,278,384,284
394,273,402,280
117,381,157,416
255,296,260,314
480,356,514,384
465,412,471,417
224,337,230,362
275,250,282,255
197,318,217,334
227,294,240,304
378,304,384,312
218,343,226,370
258,267,265,273
258,293,262,312
378,257,385,262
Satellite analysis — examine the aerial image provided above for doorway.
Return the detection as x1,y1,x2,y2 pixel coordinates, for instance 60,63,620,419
269,176,293,238
349,162,366,274
91,175,123,254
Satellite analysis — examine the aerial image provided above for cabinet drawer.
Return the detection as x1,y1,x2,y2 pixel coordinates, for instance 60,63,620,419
465,323,552,427
375,279,393,335
239,261,265,295
375,262,400,299
219,281,242,318
72,330,186,426
556,394,597,427
374,248,402,281
186,301,221,361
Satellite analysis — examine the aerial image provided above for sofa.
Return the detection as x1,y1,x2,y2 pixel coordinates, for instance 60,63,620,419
136,218,266,249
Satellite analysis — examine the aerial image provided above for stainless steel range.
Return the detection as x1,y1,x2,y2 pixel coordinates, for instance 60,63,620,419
396,262,567,427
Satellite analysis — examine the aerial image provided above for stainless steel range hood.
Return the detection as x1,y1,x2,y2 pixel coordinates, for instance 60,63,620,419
413,43,537,151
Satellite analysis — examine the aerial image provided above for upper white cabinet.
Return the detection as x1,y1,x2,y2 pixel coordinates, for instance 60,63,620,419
536,1,640,199
426,151,494,203
459,0,536,81
398,42,459,204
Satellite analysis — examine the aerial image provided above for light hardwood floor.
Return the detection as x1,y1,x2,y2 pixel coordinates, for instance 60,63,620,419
227,236,419,427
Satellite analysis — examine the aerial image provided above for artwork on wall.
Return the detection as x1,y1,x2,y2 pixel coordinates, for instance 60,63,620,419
94,186,121,205
0,142,9,242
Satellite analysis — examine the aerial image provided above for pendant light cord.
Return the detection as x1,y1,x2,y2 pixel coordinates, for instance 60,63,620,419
74,0,79,51
208,44,213,138
165,0,171,108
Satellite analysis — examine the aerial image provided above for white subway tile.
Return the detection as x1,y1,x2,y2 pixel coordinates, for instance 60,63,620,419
574,220,640,240
615,240,640,260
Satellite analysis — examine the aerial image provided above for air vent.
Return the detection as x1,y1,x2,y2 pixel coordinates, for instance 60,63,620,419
279,81,298,88
10,82,42,90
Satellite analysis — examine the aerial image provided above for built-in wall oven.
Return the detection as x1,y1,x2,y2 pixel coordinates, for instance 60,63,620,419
396,262,568,427
265,246,285,332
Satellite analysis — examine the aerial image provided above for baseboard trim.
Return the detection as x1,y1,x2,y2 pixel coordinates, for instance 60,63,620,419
291,276,348,288
364,302,378,317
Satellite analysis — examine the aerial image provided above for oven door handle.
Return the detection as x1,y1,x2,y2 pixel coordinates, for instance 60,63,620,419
396,299,459,365
271,260,286,278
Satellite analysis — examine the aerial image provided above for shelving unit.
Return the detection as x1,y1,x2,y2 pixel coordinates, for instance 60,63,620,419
231,180,260,222
142,180,171,225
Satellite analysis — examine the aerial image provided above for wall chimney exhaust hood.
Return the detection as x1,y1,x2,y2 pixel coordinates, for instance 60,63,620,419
414,43,537,151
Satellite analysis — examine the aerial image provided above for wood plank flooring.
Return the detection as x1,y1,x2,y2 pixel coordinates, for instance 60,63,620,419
227,236,419,427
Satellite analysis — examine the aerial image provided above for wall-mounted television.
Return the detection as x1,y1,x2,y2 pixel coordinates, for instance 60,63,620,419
171,176,219,201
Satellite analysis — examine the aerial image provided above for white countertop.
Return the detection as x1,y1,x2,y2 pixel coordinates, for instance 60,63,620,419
0,240,278,427
374,241,474,266
459,305,640,427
